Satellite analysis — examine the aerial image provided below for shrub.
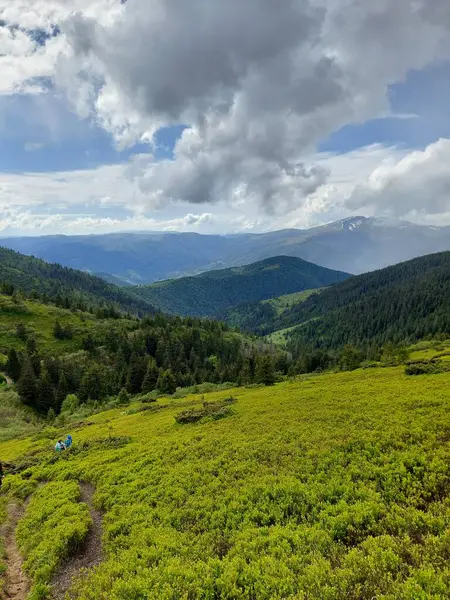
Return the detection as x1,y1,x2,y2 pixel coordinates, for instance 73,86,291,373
175,397,237,424
405,360,448,375
16,482,91,586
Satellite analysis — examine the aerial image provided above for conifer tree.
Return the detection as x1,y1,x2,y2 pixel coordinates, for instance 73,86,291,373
5,348,21,381
37,367,55,413
17,355,38,408
142,357,159,393
157,369,177,395
255,354,276,386
55,373,69,412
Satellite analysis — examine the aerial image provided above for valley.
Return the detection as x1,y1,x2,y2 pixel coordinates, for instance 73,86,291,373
0,240,449,600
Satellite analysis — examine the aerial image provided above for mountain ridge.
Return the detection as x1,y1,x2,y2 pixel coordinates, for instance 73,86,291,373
1,216,449,283
131,255,350,317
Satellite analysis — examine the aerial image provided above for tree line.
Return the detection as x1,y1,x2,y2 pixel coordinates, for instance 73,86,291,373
4,314,282,415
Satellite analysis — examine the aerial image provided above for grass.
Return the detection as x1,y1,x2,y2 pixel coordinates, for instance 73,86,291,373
262,288,321,316
0,293,139,358
1,356,450,598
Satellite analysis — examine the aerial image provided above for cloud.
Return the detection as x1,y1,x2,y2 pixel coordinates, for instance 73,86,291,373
24,141,45,151
347,138,450,220
5,142,450,236
51,0,450,214
2,0,450,228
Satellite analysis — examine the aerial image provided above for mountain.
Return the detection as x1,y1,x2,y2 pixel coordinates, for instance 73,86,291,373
261,251,450,351
1,217,449,283
0,247,155,316
131,256,350,317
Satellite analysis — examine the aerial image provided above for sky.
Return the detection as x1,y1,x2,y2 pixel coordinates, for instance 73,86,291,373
1,0,450,236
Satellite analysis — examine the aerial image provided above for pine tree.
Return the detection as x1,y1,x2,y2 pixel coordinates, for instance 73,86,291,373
126,353,146,394
53,320,64,340
17,356,38,408
79,365,104,402
255,354,276,386
157,369,177,395
55,373,69,412
5,348,21,381
117,388,131,405
37,367,55,413
141,357,159,393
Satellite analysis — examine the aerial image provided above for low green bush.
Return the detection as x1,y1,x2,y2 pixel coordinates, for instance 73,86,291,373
175,397,237,424
16,481,91,587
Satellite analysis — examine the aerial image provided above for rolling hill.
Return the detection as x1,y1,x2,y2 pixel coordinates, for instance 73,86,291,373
131,256,350,317
219,288,323,335
1,216,449,283
0,247,155,316
264,251,450,351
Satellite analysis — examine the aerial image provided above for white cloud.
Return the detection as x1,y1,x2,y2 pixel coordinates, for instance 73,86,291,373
347,138,450,220
1,0,450,230
4,142,450,236
50,0,450,215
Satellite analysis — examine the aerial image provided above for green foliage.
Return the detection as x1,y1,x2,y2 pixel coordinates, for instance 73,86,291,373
0,246,155,316
16,355,38,408
405,360,449,376
117,388,131,406
175,397,237,424
2,364,450,599
141,357,159,393
134,256,349,317
0,361,449,598
61,394,80,414
157,369,177,395
255,354,277,385
282,252,450,354
16,481,91,588
221,288,322,334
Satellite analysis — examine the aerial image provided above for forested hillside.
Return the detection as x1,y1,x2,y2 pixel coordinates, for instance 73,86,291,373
133,256,349,317
220,289,322,335
275,252,450,352
0,247,154,316
0,293,285,417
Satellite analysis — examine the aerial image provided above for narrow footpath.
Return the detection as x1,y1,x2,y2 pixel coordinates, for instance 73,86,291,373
2,503,29,600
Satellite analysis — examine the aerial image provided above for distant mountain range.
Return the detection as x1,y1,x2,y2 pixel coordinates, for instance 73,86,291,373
132,256,350,317
1,217,449,284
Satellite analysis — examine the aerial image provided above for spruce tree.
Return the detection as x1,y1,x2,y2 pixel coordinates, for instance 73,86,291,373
37,367,55,413
55,373,69,412
17,356,38,408
157,369,177,395
127,353,146,394
255,354,276,386
142,357,159,393
5,348,21,381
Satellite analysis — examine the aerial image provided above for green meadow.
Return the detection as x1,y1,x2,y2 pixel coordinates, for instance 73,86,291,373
1,349,450,599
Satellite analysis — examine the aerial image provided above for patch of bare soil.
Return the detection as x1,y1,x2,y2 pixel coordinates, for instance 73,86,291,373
51,484,103,600
1,503,29,600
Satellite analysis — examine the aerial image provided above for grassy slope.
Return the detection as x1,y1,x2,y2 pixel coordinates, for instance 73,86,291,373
2,354,450,598
261,288,321,315
0,293,116,354
133,256,349,317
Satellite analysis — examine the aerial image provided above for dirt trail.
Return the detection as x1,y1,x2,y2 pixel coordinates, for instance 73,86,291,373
1,503,29,600
51,483,103,599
